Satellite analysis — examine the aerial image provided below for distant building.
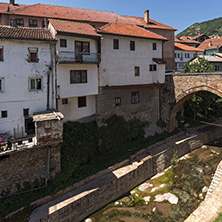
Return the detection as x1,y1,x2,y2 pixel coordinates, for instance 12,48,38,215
175,36,200,48
189,34,210,43
198,37,222,55
175,43,204,71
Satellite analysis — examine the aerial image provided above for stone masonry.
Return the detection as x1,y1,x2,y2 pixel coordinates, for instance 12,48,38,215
160,72,222,131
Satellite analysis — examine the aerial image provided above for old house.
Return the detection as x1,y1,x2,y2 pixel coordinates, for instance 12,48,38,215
175,43,204,71
48,19,101,122
198,37,222,55
0,25,56,138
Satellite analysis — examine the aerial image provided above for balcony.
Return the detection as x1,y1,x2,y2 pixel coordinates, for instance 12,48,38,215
56,51,101,64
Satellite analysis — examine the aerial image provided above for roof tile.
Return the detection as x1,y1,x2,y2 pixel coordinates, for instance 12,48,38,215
175,43,204,52
198,37,222,50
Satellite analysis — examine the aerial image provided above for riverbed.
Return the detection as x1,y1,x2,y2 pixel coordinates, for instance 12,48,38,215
87,142,222,222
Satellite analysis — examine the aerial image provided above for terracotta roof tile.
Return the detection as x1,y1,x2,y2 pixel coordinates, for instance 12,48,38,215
175,43,204,52
0,2,27,13
175,36,200,44
2,3,176,31
98,23,168,41
198,37,222,50
0,25,54,41
49,19,101,37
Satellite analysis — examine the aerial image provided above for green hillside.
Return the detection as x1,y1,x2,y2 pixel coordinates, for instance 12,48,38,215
177,17,222,37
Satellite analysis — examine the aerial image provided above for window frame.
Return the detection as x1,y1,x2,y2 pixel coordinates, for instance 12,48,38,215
75,41,90,54
70,70,87,84
0,78,3,92
131,91,139,104
149,64,157,71
15,18,24,27
60,39,67,48
29,19,38,27
153,43,157,50
1,110,7,118
113,39,119,50
29,77,42,91
28,48,39,63
135,66,140,76
115,97,121,106
0,46,3,62
130,41,135,51
62,98,68,105
78,96,87,108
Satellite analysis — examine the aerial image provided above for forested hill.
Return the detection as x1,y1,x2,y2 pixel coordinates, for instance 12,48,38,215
177,17,222,37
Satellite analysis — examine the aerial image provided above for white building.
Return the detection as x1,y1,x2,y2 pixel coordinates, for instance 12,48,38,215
96,23,168,124
0,25,56,138
175,43,204,71
48,19,101,122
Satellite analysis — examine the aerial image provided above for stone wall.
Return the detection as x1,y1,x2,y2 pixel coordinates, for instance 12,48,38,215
0,145,61,197
97,85,161,130
28,125,222,222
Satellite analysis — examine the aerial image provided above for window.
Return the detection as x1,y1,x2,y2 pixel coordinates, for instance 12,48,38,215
187,53,190,59
70,70,87,84
78,96,86,108
62,98,68,104
215,65,221,72
29,77,42,90
113,39,119,49
60,39,67,48
135,66,140,76
131,92,139,104
153,43,157,50
175,53,177,58
0,78,3,92
28,48,38,62
130,41,135,51
75,41,90,54
42,20,46,28
0,47,3,61
149,64,157,71
29,20,37,27
23,108,29,117
16,18,24,26
1,111,7,118
115,98,121,106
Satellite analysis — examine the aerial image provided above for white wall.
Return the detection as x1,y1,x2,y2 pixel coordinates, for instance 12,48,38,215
175,50,204,71
0,39,53,136
58,95,96,122
99,34,165,86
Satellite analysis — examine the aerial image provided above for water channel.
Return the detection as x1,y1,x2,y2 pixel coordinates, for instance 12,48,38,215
86,141,222,222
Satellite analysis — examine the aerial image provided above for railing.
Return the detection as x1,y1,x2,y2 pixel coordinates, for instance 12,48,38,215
0,134,36,154
56,51,101,64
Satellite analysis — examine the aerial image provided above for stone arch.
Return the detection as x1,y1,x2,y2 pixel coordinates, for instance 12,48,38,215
168,85,222,132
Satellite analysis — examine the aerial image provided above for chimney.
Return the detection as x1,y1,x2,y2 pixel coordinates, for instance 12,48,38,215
144,10,149,24
10,0,15,5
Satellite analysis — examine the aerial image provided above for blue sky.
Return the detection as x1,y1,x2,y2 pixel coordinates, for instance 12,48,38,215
1,0,222,34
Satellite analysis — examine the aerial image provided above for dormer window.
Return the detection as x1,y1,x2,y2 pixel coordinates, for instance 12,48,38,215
0,47,3,61
28,48,39,62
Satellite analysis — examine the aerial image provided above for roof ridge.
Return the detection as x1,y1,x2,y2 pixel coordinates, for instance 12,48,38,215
98,22,113,30
9,3,38,12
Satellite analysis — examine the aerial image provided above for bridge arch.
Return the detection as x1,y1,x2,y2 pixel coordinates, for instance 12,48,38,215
168,85,222,131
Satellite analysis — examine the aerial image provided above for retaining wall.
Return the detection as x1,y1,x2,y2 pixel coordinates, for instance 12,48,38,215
28,124,222,222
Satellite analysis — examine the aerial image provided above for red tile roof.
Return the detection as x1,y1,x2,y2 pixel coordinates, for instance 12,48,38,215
175,43,204,52
97,23,168,41
49,19,101,37
190,34,209,40
0,25,54,41
0,2,26,13
122,16,177,31
0,3,176,31
198,37,222,50
175,36,200,44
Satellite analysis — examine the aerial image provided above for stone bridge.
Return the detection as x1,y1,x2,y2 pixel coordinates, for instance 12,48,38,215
160,72,222,131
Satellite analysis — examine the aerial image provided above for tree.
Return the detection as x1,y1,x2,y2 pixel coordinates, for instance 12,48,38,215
181,56,214,73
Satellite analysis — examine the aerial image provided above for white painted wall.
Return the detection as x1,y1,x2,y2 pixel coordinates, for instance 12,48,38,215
99,34,165,86
0,39,53,137
175,50,204,71
57,64,98,98
58,95,96,122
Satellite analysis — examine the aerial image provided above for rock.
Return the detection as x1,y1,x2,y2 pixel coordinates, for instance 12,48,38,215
85,219,92,222
151,184,165,193
130,190,136,195
114,201,119,205
138,183,153,192
144,196,151,202
202,186,208,193
199,193,203,199
179,191,190,203
152,207,157,212
184,123,190,128
194,167,203,173
202,145,207,149
155,193,178,204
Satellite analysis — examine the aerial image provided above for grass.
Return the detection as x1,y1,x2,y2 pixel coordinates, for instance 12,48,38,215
213,212,222,222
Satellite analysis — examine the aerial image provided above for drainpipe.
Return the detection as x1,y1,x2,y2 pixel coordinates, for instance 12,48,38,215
47,70,50,110
49,40,55,109
54,43,58,110
157,87,160,121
